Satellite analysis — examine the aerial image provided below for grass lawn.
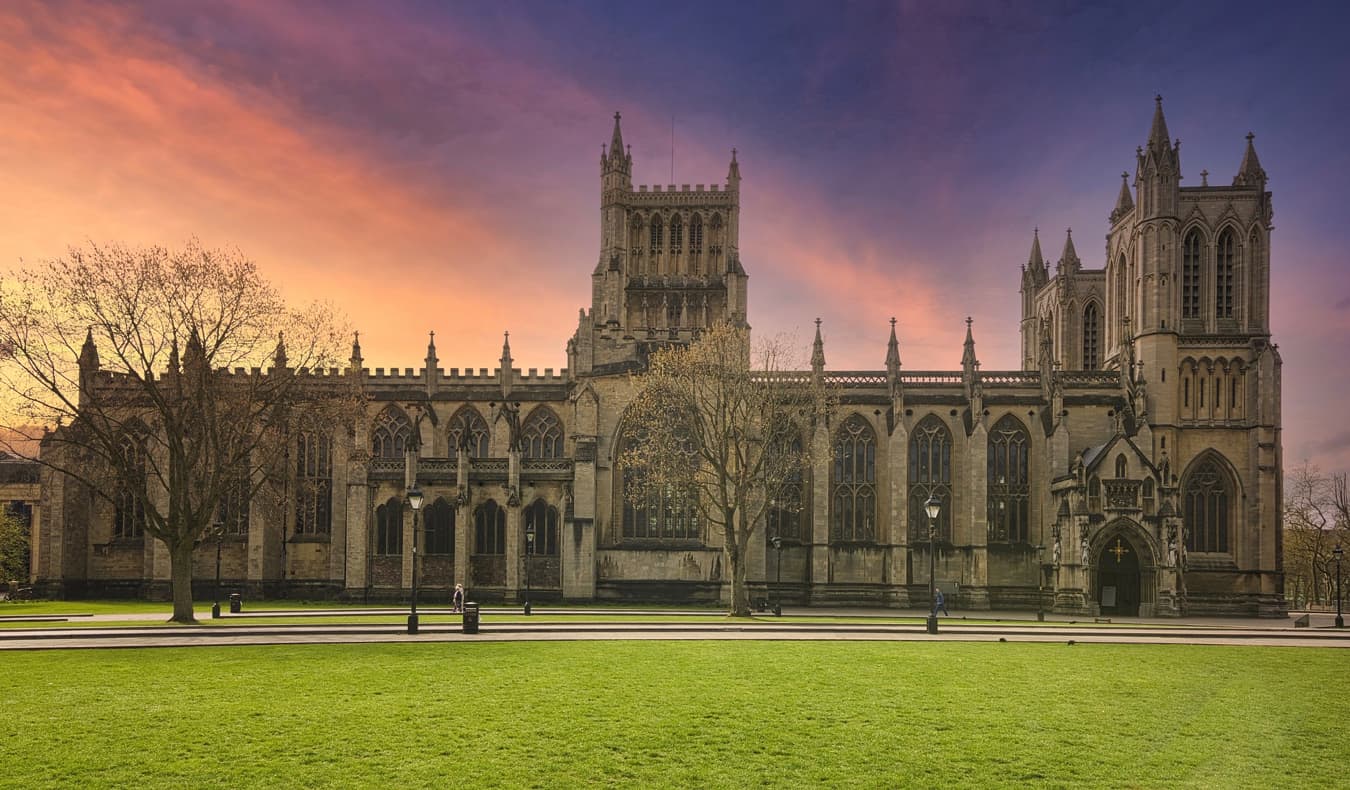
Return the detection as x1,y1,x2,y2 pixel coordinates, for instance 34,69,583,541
2,642,1345,788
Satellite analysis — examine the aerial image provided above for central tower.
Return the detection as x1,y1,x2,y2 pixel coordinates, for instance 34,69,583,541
570,113,748,374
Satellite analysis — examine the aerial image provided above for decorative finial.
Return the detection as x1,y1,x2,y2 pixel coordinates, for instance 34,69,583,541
1246,131,1254,142
1200,169,1209,186
1033,226,1039,236
1066,228,1072,238
731,147,738,161
1155,94,1162,105
890,317,897,329
614,111,621,122
815,317,821,329
1121,171,1129,181
966,316,973,329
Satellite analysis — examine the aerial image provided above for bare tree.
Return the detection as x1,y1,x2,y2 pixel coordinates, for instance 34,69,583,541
620,322,835,616
1283,463,1350,608
0,241,358,623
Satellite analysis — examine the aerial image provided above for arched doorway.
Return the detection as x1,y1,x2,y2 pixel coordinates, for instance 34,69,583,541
1096,535,1141,616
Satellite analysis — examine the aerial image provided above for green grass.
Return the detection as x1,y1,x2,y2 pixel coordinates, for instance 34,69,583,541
1,642,1345,788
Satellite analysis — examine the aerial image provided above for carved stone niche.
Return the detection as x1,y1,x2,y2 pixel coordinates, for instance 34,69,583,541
1102,479,1142,511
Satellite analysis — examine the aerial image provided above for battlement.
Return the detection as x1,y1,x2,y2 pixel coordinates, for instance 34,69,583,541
362,367,569,383
630,184,735,204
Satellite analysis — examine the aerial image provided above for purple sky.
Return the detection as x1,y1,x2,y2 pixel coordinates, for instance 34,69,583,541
1,0,1348,469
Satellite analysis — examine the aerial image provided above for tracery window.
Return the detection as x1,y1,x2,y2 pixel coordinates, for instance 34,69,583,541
1182,229,1202,320
690,214,703,253
424,497,454,555
371,406,412,459
1082,303,1100,370
296,430,332,534
1088,476,1101,511
649,215,664,254
112,432,146,540
475,499,506,555
217,457,250,536
1142,478,1156,516
524,498,559,556
375,497,402,555
909,416,952,541
670,214,683,253
1184,456,1231,553
620,426,699,543
768,432,805,543
831,414,876,542
1115,454,1127,479
709,213,723,256
520,408,564,459
448,407,490,458
987,415,1029,543
1216,229,1235,320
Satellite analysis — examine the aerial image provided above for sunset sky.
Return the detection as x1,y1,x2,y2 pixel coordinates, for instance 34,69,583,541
2,0,1348,470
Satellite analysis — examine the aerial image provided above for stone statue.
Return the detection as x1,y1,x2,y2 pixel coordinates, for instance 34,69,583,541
1080,530,1091,566
1166,524,1178,568
1053,533,1062,565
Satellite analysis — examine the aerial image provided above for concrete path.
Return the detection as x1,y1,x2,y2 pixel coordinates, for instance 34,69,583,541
2,607,1347,650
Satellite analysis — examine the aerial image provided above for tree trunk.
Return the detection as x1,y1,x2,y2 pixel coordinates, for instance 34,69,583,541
168,540,197,624
726,515,751,617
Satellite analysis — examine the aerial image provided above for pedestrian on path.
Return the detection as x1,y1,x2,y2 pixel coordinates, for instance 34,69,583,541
452,584,464,613
934,589,949,616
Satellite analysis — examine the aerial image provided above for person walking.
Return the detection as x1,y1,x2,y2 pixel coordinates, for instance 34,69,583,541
452,583,464,613
934,588,949,617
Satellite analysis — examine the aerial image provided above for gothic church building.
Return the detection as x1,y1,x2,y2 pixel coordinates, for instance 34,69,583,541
34,99,1284,616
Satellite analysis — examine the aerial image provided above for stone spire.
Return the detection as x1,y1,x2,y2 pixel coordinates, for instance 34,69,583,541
1136,95,1181,219
602,112,631,187
1056,228,1080,274
273,332,288,370
1110,171,1134,223
608,111,625,160
166,338,180,375
726,148,741,190
1147,94,1170,151
499,331,514,398
1233,132,1267,187
810,318,825,376
425,330,438,368
350,331,363,370
183,327,205,376
1028,226,1045,270
500,331,513,369
885,317,901,378
78,328,99,372
961,317,979,374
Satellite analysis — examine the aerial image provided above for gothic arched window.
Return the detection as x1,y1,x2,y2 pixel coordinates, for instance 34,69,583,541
987,415,1029,544
619,422,700,543
1082,303,1100,370
768,431,805,543
1115,454,1128,479
371,406,412,459
831,414,876,542
710,213,723,257
690,214,704,253
375,496,403,555
524,498,559,556
649,215,664,254
218,455,250,536
448,407,490,458
474,499,506,555
909,416,952,541
1184,456,1231,553
424,497,454,555
296,430,332,534
1182,229,1202,320
1216,229,1235,320
112,431,147,540
520,408,564,459
670,214,683,253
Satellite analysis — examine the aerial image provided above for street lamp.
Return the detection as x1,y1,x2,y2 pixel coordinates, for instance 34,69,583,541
524,521,535,615
924,493,941,635
770,535,784,617
406,483,424,634
1034,544,1046,622
211,520,225,619
1334,543,1344,628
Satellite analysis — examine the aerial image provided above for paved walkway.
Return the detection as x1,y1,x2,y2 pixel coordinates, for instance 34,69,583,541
2,607,1346,650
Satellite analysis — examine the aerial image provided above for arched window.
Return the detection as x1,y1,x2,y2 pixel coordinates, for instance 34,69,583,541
909,416,952,541
619,423,700,543
1088,476,1101,511
448,407,490,458
629,216,644,254
424,497,454,555
371,406,412,459
670,214,683,253
1216,229,1235,320
1115,454,1127,479
831,414,876,542
1182,229,1202,320
375,496,403,555
1184,456,1231,553
768,431,805,543
1082,303,1100,370
521,408,564,459
524,498,559,556
690,214,704,253
649,215,664,254
112,432,146,540
987,415,1029,543
474,499,506,555
710,213,723,256
1142,477,1156,515
218,456,250,536
296,430,332,534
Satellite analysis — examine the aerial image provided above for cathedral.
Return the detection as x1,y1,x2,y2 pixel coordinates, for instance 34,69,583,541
32,98,1285,616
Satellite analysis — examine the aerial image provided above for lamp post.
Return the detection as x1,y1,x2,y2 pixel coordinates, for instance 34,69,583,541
1034,544,1045,622
771,535,783,617
924,493,940,635
406,483,424,634
1334,543,1344,628
524,522,535,615
211,520,225,619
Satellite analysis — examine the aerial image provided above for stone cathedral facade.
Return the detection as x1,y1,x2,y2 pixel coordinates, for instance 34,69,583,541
33,100,1284,616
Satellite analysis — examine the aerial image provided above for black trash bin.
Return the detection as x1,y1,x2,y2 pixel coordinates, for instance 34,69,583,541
229,592,242,614
462,602,479,634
